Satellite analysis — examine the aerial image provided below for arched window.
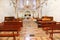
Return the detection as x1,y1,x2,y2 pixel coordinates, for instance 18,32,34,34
19,0,24,9
32,0,36,9
26,0,29,5
24,0,30,6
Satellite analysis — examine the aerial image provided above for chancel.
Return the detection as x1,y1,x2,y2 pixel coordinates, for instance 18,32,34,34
0,0,60,40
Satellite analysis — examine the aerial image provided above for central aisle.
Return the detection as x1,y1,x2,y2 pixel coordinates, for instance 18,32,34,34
20,19,50,40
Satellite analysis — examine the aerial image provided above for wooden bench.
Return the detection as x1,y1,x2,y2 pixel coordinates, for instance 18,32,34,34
0,21,23,40
42,22,60,40
48,23,60,40
37,21,56,40
0,34,19,37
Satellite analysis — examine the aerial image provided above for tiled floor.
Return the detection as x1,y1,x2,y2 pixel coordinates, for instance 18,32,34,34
20,19,50,40
0,19,60,40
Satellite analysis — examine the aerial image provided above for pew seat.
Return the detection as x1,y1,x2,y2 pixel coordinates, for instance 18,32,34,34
0,33,19,37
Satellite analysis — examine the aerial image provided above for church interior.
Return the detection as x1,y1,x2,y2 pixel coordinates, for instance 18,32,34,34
0,0,60,40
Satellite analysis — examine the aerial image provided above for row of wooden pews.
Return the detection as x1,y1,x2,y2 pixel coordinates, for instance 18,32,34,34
37,16,60,40
0,17,23,40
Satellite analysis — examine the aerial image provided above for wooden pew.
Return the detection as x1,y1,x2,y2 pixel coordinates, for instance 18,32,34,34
38,21,60,40
47,23,60,40
0,21,23,40
37,21,56,40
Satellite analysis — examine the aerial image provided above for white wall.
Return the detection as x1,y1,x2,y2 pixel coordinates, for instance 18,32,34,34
0,0,15,22
42,0,60,22
0,0,60,22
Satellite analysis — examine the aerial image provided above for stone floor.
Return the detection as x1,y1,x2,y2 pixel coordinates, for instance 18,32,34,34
0,19,60,40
